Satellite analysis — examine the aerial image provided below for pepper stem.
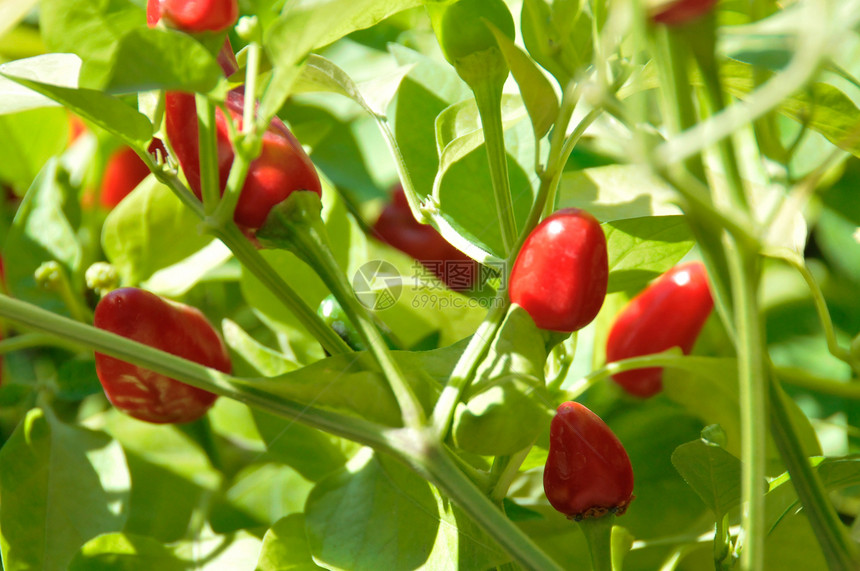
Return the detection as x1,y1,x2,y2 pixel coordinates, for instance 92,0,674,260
578,514,616,571
471,78,517,254
257,192,427,429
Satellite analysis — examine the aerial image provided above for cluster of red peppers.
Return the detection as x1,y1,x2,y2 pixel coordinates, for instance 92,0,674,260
93,0,321,424
508,206,714,520
89,0,719,535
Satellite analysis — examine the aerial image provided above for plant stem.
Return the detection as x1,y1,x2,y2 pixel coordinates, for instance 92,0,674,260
776,367,860,399
765,249,851,362
724,242,767,571
431,298,510,438
195,94,221,213
0,333,84,354
579,515,615,571
257,194,427,430
408,438,564,571
0,293,387,448
214,223,352,356
768,371,860,570
138,143,350,357
489,445,533,503
472,79,517,254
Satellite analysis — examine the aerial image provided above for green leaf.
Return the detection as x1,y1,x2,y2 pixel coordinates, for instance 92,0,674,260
251,409,352,482
662,357,822,472
305,449,440,570
389,44,472,199
100,410,220,542
671,438,746,517
69,533,184,571
104,28,223,93
0,55,82,114
267,0,423,67
256,514,325,571
171,528,263,568
720,60,860,158
222,318,300,377
0,107,69,194
305,449,507,570
0,408,130,571
815,161,860,285
141,239,233,298
211,464,315,532
40,0,139,86
4,159,83,315
557,165,681,220
487,22,559,138
55,357,103,400
603,216,695,294
434,110,536,259
293,54,410,117
39,0,221,92
0,73,152,147
261,0,422,120
434,94,527,157
102,175,213,286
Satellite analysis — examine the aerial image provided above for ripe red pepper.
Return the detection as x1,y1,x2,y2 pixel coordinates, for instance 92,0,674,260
94,288,231,424
651,0,718,26
373,185,477,290
99,140,166,209
544,401,634,520
605,261,713,398
508,208,608,332
165,89,321,229
147,0,238,32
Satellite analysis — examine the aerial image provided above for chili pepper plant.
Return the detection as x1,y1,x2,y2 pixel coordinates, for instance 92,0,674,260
0,0,859,570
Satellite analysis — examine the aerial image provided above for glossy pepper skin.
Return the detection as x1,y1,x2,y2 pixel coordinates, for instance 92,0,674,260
99,140,166,209
94,288,231,424
147,0,238,32
165,89,321,229
508,208,608,332
606,261,713,398
373,185,477,291
544,401,634,520
651,0,718,26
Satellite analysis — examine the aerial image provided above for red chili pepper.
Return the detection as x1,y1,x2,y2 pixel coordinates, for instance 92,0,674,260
147,0,238,32
99,140,166,209
373,185,477,290
605,261,713,397
68,114,86,145
508,208,608,332
544,401,634,520
651,0,718,26
94,287,231,424
164,89,321,229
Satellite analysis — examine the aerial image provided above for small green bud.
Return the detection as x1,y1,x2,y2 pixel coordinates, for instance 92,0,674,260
85,262,120,297
35,261,64,291
433,0,514,87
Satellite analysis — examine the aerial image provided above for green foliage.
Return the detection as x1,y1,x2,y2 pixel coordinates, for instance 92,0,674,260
2,0,860,569
0,408,130,571
102,176,214,286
